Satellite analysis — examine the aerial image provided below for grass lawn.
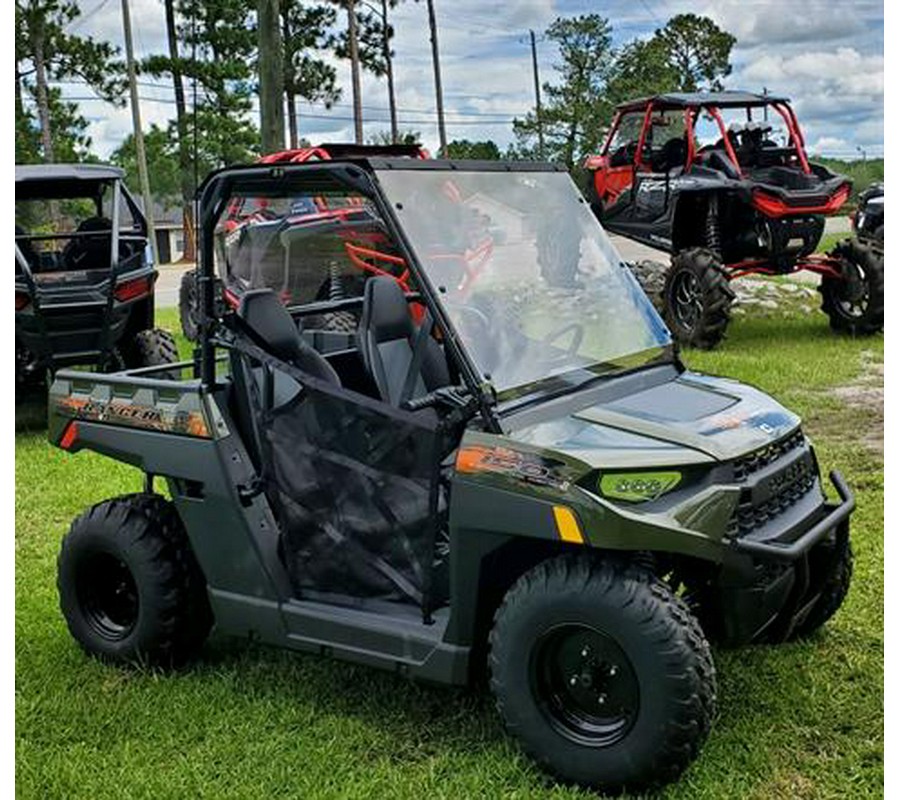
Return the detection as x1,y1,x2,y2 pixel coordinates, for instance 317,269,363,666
16,305,884,799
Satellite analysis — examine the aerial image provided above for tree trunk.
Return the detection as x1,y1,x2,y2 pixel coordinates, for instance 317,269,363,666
425,0,447,155
165,0,195,262
282,11,298,149
32,23,54,163
287,92,299,149
258,0,285,154
380,0,398,143
347,0,363,144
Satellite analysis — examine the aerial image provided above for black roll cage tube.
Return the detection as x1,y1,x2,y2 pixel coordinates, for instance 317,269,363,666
195,160,517,432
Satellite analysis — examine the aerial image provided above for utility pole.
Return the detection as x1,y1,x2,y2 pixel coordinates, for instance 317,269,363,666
425,0,447,155
347,0,364,144
258,0,285,154
121,0,158,265
164,0,194,261
530,30,544,160
380,0,399,143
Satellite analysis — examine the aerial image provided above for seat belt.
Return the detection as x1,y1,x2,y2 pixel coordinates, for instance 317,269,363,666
399,310,434,406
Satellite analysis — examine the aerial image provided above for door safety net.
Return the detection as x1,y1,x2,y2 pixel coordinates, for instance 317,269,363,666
232,335,445,607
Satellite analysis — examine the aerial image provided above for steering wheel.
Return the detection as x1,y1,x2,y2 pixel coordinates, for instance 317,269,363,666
540,321,584,359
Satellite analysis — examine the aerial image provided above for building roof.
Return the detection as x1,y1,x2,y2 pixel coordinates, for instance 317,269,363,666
616,91,791,112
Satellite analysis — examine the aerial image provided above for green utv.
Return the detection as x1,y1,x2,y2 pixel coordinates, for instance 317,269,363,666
49,158,854,792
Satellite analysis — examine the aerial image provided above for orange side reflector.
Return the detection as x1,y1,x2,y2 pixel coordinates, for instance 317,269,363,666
553,505,584,544
59,421,79,451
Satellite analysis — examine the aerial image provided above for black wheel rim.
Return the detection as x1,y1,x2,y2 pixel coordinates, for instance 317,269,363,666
670,270,703,331
834,262,870,319
76,552,139,641
530,624,639,747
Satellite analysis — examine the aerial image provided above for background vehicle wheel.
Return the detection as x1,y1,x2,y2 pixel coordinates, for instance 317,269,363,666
663,247,734,349
179,270,200,341
57,494,212,667
820,239,884,335
627,259,668,314
127,329,179,378
790,534,853,639
489,555,716,792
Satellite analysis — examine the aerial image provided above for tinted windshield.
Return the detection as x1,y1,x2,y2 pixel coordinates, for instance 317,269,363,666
376,168,671,399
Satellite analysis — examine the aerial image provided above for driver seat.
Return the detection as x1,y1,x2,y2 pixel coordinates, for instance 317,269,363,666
238,289,340,386
357,277,449,406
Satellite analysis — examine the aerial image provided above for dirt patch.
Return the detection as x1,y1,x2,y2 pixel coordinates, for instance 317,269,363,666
827,350,884,458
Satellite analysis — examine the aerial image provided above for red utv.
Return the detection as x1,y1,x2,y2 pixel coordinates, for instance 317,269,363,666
585,92,883,348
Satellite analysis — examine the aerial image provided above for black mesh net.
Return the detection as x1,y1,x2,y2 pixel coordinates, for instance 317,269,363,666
253,355,443,605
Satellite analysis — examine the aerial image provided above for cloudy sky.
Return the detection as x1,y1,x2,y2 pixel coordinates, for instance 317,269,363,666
45,0,884,161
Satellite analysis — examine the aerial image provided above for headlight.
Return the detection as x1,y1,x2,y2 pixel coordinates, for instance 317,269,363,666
598,471,682,503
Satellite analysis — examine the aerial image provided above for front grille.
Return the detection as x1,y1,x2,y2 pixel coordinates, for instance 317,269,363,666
733,429,805,482
734,468,816,535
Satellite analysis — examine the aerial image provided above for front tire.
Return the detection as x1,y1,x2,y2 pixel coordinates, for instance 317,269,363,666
57,494,212,667
820,238,884,335
489,556,716,792
663,248,734,349
791,533,853,639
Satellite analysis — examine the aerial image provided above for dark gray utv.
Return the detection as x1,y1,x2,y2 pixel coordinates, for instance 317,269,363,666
15,164,177,388
49,158,855,793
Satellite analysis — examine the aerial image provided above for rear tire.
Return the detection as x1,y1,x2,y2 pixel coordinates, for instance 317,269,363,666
489,555,716,792
57,494,212,667
663,248,734,349
820,238,884,335
127,329,179,378
179,270,200,341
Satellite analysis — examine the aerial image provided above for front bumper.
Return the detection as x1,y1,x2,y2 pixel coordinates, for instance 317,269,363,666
730,470,854,561
716,470,853,644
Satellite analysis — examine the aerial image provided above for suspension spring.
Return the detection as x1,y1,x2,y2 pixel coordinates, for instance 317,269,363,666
706,195,722,258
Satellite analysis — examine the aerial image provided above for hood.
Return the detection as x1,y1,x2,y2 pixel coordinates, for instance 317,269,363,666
508,371,799,469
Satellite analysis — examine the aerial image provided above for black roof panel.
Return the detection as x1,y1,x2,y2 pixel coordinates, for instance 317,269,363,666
15,163,124,183
616,90,790,111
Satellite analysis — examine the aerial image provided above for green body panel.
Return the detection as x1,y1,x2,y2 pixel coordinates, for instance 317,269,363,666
451,369,804,563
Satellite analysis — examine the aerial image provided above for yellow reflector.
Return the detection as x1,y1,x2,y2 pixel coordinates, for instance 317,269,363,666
553,505,584,544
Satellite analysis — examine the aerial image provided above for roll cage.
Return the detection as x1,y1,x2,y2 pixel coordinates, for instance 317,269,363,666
589,93,812,178
196,159,542,430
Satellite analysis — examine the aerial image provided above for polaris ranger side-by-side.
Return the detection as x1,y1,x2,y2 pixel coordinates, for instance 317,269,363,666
15,164,178,387
50,158,854,792
585,92,883,347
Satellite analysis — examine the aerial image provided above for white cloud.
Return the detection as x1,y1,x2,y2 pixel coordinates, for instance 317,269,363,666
32,0,883,161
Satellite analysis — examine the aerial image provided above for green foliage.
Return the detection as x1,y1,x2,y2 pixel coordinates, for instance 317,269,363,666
143,0,259,172
367,129,422,146
15,87,94,164
815,158,884,201
653,13,736,92
15,0,125,102
446,140,503,160
282,1,341,108
513,14,616,168
15,0,125,163
606,37,680,105
110,124,182,210
515,12,737,167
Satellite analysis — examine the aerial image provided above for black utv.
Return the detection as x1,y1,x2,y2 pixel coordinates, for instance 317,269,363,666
15,164,177,388
852,182,883,248
49,158,854,793
585,92,884,347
